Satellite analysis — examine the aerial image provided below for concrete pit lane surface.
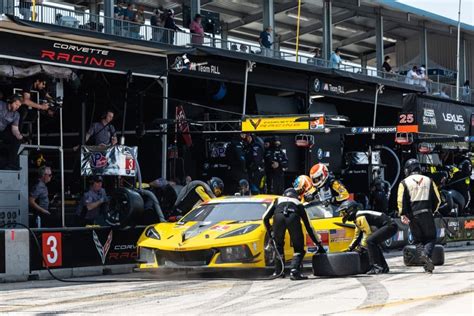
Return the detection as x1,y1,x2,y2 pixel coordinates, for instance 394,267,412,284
0,246,473,315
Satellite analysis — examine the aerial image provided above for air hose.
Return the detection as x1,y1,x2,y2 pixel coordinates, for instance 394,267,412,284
375,145,401,190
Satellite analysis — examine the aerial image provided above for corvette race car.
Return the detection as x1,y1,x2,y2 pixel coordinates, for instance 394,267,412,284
137,195,355,270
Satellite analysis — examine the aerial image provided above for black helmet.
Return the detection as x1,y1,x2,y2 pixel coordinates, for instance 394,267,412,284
337,200,361,223
239,179,249,188
404,158,421,177
459,159,472,175
282,188,299,199
209,177,224,197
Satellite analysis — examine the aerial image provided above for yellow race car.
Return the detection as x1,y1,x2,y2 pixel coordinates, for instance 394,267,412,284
137,195,354,270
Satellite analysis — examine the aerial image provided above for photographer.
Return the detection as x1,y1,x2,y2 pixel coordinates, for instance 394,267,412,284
85,110,118,147
0,94,24,170
21,75,51,112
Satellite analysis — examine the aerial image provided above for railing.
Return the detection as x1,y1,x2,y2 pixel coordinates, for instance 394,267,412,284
6,3,473,103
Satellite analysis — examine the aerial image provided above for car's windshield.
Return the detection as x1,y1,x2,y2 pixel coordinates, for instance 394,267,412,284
305,202,339,219
180,202,270,223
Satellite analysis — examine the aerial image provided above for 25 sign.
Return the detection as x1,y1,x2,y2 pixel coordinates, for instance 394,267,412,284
42,232,62,267
398,112,416,125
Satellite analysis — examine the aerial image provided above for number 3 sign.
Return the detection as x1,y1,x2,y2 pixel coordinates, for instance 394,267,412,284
42,232,62,267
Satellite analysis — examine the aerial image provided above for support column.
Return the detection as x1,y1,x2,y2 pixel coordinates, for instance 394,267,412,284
322,0,332,61
190,0,200,20
375,12,384,73
104,0,114,35
420,23,428,68
1,0,15,15
263,0,275,42
221,24,228,49
460,36,466,85
360,54,368,75
89,0,99,28
161,78,168,179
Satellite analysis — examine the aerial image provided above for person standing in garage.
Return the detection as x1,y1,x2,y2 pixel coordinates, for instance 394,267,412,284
263,188,325,280
243,134,266,194
266,136,288,195
339,200,398,274
397,159,441,273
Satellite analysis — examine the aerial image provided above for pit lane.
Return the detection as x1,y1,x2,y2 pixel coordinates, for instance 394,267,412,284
1,246,472,315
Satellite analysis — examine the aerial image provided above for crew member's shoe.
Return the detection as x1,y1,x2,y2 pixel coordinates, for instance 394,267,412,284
420,255,434,273
290,269,308,280
366,264,384,275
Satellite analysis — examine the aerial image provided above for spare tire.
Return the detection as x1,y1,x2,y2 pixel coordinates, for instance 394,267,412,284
106,187,144,227
312,252,361,277
358,251,371,274
139,190,166,224
403,244,445,266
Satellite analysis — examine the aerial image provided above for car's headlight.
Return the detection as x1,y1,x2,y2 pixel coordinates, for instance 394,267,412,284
218,245,253,263
217,224,260,239
145,226,161,240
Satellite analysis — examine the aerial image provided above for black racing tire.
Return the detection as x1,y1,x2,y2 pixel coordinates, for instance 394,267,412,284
312,252,361,277
403,244,445,266
106,187,144,227
358,251,371,274
139,190,166,224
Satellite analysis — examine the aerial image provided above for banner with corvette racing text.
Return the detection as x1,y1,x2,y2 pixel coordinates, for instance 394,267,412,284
29,227,144,270
241,116,325,132
0,31,167,77
81,145,137,177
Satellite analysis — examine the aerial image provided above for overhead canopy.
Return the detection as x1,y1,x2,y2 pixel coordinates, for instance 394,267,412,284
50,0,474,62
171,46,425,94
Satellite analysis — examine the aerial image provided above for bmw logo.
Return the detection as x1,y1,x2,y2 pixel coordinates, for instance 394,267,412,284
314,78,321,92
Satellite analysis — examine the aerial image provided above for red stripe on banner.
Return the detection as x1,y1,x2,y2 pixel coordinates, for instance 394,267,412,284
397,125,419,133
176,105,193,147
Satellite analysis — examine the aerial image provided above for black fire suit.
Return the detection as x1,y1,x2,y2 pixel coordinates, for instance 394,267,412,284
347,210,398,270
226,139,248,193
173,180,215,217
245,137,266,194
263,197,320,273
398,173,441,261
265,145,288,195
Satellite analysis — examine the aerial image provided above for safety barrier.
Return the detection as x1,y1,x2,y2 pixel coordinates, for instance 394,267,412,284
0,229,30,282
1,217,473,282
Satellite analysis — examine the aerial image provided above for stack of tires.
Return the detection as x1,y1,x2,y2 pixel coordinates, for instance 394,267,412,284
105,188,166,227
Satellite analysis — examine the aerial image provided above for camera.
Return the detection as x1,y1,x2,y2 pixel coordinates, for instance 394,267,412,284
41,96,63,111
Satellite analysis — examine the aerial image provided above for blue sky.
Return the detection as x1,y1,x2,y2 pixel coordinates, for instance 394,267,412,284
397,0,474,25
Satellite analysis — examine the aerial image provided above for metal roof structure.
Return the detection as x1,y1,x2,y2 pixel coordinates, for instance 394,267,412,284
46,0,474,62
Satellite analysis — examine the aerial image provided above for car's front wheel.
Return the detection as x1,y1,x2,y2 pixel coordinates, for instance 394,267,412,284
264,235,277,267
